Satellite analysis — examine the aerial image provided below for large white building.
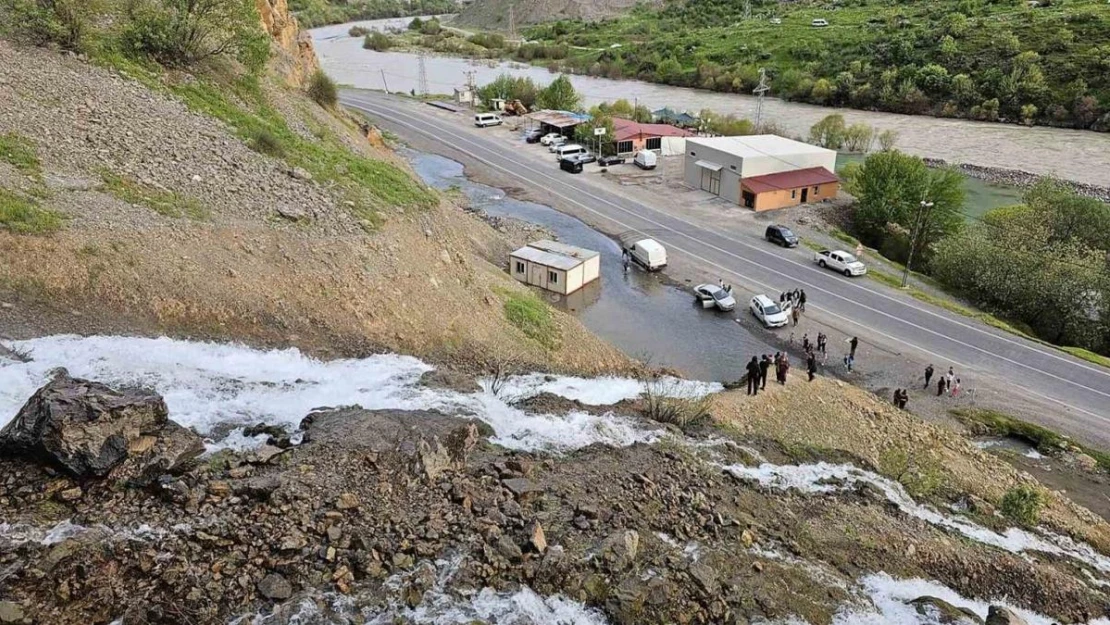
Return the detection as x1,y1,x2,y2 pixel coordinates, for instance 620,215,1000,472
683,135,838,208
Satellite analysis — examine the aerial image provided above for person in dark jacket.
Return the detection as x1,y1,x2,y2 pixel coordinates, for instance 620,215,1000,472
924,364,934,389
849,336,859,359
746,356,761,396
799,289,807,312
806,352,817,381
759,355,771,390
898,389,909,409
937,376,946,396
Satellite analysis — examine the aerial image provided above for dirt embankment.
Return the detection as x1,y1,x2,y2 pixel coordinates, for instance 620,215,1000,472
0,41,629,376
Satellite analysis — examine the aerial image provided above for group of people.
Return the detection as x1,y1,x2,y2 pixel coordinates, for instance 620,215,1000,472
779,289,807,326
745,348,824,395
891,388,909,409
924,364,961,397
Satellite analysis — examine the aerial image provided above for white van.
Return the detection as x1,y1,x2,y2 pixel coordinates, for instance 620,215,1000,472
474,113,503,127
811,18,829,27
633,150,657,170
626,238,667,271
555,144,586,160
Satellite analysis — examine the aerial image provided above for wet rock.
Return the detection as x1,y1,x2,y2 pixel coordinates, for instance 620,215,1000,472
258,573,292,600
503,478,543,500
418,368,481,394
0,601,24,623
496,535,523,562
598,530,639,570
910,596,983,624
241,423,292,448
986,606,1029,625
0,370,203,480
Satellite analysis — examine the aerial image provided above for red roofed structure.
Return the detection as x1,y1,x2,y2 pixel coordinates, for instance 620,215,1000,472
610,118,693,155
740,166,840,211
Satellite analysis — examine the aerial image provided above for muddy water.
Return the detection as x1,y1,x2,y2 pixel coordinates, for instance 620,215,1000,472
404,149,777,381
312,19,1110,187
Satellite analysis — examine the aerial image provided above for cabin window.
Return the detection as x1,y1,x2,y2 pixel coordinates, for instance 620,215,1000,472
646,137,662,150
548,271,558,283
617,140,634,153
813,186,819,193
690,152,696,156
515,261,525,274
791,190,797,199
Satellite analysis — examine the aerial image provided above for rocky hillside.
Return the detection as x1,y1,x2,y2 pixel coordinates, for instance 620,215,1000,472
454,0,660,30
0,10,626,375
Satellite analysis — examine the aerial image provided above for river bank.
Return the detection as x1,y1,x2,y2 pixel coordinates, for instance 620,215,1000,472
313,19,1110,189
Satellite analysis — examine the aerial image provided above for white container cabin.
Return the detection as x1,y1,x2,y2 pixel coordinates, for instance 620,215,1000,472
509,240,600,295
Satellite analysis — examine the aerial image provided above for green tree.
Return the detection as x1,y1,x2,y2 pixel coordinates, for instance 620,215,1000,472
122,0,269,70
607,99,635,118
842,123,875,153
877,129,898,151
477,74,540,109
306,70,338,107
574,114,615,155
809,114,846,149
537,75,581,111
810,78,835,104
363,31,391,51
851,151,965,263
632,104,653,123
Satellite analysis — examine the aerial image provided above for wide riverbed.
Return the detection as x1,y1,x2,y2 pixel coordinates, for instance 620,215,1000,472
312,19,1110,187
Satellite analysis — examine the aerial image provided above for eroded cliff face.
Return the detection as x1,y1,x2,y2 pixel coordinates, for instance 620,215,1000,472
256,0,319,86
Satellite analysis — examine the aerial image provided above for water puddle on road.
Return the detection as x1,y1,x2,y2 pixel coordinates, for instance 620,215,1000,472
405,149,777,382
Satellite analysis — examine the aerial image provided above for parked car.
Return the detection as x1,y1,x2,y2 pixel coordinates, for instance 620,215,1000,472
555,144,588,160
540,132,563,146
547,136,569,152
576,151,597,164
523,129,544,143
765,224,799,248
693,283,736,312
769,17,782,24
598,155,625,166
814,249,867,276
749,294,790,328
633,150,657,170
811,18,829,27
474,113,503,127
559,156,585,174
625,238,667,271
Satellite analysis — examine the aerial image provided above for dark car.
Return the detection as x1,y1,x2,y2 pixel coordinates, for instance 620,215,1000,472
598,155,625,166
524,129,544,143
559,156,585,174
765,224,799,247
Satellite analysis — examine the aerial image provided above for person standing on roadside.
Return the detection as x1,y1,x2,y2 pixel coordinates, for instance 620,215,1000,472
799,290,807,313
792,306,800,327
951,377,961,398
780,354,791,385
746,356,761,396
759,354,771,390
843,353,853,373
937,376,946,397
897,389,909,409
817,332,827,356
849,336,859,360
945,367,955,393
802,333,810,353
924,364,934,390
807,352,817,382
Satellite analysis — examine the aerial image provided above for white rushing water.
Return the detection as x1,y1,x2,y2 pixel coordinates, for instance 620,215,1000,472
0,335,697,453
725,461,1110,578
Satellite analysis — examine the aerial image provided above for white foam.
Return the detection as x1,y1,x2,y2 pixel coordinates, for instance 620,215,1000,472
0,336,667,453
495,373,721,405
377,586,609,624
724,462,1110,577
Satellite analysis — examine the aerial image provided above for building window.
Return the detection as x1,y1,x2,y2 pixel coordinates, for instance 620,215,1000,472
515,261,525,274
730,165,736,170
813,186,819,193
617,140,634,154
690,152,696,156
548,271,558,283
646,137,662,150
791,190,797,199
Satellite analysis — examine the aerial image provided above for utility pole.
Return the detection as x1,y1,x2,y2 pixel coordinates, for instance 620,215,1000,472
417,52,429,98
509,5,516,41
902,197,935,288
464,69,477,107
753,68,769,131
380,69,390,94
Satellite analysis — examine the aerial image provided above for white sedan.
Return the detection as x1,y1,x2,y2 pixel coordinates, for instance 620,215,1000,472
750,294,790,328
539,133,563,146
693,284,736,312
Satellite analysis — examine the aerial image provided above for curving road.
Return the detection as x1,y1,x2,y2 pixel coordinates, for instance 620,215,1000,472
341,89,1110,443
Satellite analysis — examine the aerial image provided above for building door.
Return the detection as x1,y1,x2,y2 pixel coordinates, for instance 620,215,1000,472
530,263,546,288
701,168,721,195
742,191,755,208
801,187,809,203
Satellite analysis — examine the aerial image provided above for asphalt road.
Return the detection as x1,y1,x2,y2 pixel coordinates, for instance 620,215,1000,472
341,89,1110,441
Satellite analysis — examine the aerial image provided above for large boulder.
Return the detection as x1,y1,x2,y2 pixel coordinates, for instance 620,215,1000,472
985,607,1030,625
0,370,204,481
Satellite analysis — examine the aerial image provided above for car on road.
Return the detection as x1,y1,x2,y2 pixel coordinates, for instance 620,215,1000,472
474,113,503,127
814,249,867,276
523,129,544,143
598,155,625,166
555,144,588,160
540,132,564,146
811,18,829,27
693,284,736,312
765,224,799,248
633,150,657,170
559,153,595,173
625,238,667,271
749,294,790,328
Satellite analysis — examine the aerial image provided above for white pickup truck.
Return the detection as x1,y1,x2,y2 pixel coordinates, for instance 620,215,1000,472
814,249,867,276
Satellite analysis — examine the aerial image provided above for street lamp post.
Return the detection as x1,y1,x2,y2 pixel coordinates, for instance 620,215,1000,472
902,198,934,288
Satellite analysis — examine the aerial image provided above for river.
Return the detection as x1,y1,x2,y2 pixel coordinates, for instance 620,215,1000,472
312,19,1110,188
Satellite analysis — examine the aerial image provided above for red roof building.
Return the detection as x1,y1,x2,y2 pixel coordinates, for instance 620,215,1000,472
610,118,693,155
740,166,840,211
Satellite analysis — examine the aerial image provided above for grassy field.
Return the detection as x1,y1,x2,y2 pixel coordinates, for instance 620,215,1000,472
517,0,1110,130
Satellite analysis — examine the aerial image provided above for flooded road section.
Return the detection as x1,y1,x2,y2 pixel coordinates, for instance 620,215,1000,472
405,149,777,381
312,19,1110,188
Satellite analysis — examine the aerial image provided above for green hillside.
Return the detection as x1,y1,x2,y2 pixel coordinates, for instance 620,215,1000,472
522,0,1110,130
289,0,456,28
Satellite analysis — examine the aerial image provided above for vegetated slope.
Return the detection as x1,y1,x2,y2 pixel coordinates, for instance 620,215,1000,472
455,0,661,30
289,0,458,28
523,0,1110,130
0,24,627,375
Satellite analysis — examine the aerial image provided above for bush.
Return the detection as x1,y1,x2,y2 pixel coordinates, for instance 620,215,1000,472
1000,485,1044,526
306,70,338,108
248,128,285,157
363,31,391,51
121,0,270,70
641,378,713,430
348,26,369,37
468,32,505,49
4,0,90,51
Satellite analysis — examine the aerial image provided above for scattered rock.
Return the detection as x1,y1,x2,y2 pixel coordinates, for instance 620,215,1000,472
689,561,719,595
258,573,293,600
598,530,639,570
527,520,547,553
418,369,481,394
503,478,543,500
910,596,984,624
0,370,203,480
289,167,312,181
416,437,451,481
740,529,755,548
496,534,523,562
986,606,1030,625
276,206,307,221
336,493,359,510
0,601,24,623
